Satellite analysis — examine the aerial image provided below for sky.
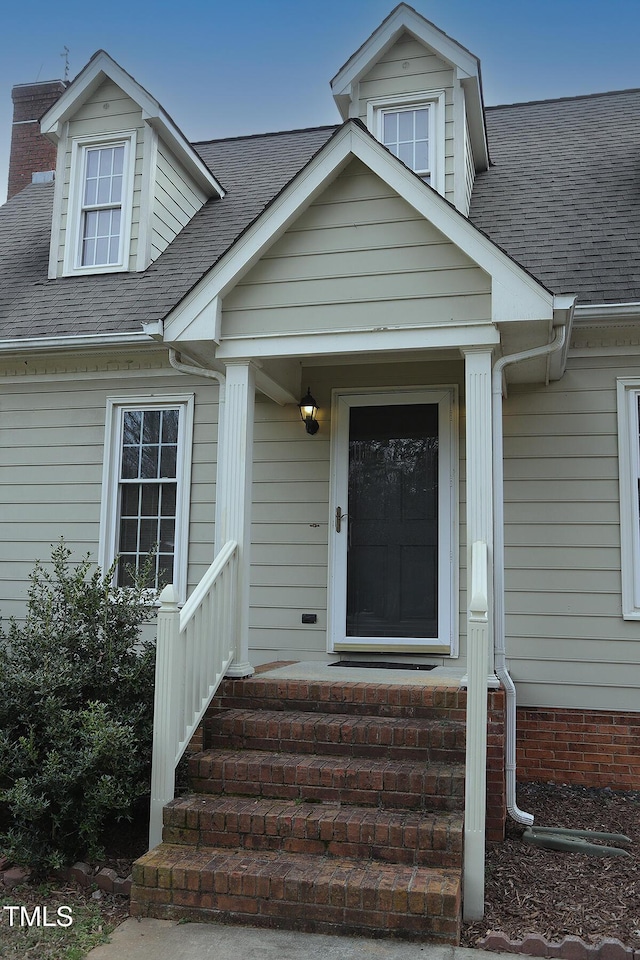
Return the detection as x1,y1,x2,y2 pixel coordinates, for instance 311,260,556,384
2,0,640,204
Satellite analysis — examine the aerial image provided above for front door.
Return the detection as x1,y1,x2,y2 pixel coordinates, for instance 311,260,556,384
329,388,457,654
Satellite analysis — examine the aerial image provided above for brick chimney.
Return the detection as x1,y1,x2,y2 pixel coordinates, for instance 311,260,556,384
7,80,67,200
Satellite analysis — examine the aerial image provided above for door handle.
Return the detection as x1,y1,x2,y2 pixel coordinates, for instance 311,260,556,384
335,506,348,533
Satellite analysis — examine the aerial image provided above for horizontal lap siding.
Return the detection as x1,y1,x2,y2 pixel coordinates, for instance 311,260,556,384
0,357,217,621
57,79,145,275
151,142,206,260
503,354,640,711
223,159,490,339
249,394,329,662
356,34,456,202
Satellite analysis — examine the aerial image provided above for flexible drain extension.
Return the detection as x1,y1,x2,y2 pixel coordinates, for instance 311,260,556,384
523,825,632,857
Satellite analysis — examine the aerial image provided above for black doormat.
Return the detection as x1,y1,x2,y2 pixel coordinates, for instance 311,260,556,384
329,660,436,671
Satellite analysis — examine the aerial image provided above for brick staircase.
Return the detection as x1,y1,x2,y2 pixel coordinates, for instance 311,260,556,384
131,674,505,941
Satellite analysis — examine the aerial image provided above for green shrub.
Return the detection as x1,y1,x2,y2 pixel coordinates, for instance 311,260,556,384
0,542,157,873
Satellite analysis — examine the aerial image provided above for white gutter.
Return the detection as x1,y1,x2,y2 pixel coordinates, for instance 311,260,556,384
0,331,153,353
492,323,568,827
574,301,640,322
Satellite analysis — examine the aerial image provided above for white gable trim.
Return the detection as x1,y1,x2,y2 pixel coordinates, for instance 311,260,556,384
40,51,223,198
331,4,479,98
330,2,488,170
163,121,553,347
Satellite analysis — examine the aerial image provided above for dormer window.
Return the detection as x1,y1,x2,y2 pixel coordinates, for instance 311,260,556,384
381,106,430,181
367,91,445,194
81,144,125,267
63,131,136,276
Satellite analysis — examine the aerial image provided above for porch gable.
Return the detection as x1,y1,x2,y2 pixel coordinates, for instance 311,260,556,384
161,121,554,363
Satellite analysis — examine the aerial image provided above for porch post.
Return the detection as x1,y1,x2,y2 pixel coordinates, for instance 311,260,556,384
215,360,255,678
462,346,494,921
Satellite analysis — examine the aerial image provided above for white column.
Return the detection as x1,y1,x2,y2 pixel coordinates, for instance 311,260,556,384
215,360,255,678
462,346,494,921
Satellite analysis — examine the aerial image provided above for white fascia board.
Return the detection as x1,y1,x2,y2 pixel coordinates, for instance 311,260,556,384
215,322,500,362
331,4,480,107
459,74,489,172
0,331,154,355
40,50,222,198
164,122,552,346
41,52,158,138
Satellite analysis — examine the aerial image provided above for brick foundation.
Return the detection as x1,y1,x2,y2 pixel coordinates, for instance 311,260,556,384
516,706,640,791
487,689,507,840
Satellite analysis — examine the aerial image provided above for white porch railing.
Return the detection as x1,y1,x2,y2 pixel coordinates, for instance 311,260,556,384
148,539,238,849
463,539,489,921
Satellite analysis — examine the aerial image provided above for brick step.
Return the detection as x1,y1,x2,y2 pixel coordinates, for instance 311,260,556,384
189,750,465,812
163,795,463,868
131,843,461,942
206,708,465,763
208,676,466,720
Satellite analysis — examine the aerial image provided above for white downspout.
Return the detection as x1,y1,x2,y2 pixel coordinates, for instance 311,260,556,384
168,348,225,389
492,325,567,826
168,349,227,556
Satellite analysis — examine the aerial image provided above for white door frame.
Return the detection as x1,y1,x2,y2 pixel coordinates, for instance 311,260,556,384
327,385,458,655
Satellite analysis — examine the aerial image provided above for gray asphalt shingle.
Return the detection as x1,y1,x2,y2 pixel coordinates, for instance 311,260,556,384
0,126,337,341
470,88,640,304
1,88,639,343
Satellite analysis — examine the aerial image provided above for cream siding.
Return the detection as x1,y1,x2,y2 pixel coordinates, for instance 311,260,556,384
222,159,491,339
356,33,456,203
54,79,208,274
502,353,640,712
151,141,207,260
55,79,146,276
0,353,217,622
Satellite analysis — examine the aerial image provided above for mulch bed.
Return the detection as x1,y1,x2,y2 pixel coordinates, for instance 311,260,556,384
462,782,640,950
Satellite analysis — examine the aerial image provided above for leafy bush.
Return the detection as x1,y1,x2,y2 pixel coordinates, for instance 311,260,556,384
0,542,157,873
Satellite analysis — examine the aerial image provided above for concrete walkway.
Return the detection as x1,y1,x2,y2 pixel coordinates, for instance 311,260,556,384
87,918,498,960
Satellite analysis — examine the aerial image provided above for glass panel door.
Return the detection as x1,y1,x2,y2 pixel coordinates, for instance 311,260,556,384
346,403,438,639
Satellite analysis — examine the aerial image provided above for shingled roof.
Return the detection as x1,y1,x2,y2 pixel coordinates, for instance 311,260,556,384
1,86,639,343
470,87,640,304
0,126,336,342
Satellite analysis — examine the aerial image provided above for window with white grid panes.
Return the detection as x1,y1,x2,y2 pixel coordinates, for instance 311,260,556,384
80,144,125,267
381,105,430,181
117,408,179,589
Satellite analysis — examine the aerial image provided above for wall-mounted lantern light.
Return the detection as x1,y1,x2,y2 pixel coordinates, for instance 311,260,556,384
299,387,319,435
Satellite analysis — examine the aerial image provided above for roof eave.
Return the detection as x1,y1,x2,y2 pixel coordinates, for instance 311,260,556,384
40,50,224,198
0,330,155,355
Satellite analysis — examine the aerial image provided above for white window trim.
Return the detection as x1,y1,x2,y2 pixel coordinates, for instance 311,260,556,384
616,378,640,618
98,394,194,601
63,130,137,276
366,90,446,195
327,385,459,655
